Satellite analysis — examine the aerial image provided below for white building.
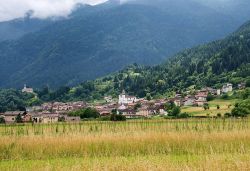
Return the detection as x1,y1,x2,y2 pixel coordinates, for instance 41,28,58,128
118,90,137,105
22,84,34,94
217,89,221,95
222,83,233,93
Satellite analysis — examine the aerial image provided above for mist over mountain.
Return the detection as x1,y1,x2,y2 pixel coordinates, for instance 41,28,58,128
0,0,250,88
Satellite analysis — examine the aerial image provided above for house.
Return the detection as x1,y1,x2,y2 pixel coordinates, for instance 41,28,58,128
42,101,86,112
23,113,32,122
184,96,196,106
192,91,208,107
22,84,34,94
3,111,25,123
154,105,167,115
217,89,221,96
32,113,59,123
136,105,150,117
173,98,183,107
32,113,43,123
238,82,246,90
222,83,233,93
64,116,81,122
195,90,208,101
42,114,59,123
99,110,111,116
175,93,182,98
118,90,137,105
195,100,207,106
104,96,113,103
119,108,142,119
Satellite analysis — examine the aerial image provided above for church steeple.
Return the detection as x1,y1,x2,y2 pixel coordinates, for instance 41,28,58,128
122,89,126,95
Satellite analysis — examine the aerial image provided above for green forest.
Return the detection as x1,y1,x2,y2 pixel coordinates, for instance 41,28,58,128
37,20,250,102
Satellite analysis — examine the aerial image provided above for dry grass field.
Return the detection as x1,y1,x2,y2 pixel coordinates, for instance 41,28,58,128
0,119,250,171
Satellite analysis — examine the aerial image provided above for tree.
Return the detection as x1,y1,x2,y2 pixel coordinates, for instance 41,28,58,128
69,108,100,119
16,114,23,123
164,101,176,111
111,109,118,115
171,106,181,117
203,104,209,110
206,94,214,101
80,108,100,119
231,99,250,117
0,117,5,124
146,93,152,101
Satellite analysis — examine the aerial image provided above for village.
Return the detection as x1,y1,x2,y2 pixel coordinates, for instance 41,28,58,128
0,82,245,124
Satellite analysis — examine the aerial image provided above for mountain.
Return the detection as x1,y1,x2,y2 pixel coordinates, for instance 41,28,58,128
0,15,52,42
196,0,250,20
0,0,250,88
41,20,250,102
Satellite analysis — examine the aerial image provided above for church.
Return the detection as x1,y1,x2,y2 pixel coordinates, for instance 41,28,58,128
118,90,137,105
22,84,34,94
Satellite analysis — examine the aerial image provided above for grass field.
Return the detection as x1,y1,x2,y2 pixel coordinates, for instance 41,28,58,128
182,99,237,117
0,118,250,171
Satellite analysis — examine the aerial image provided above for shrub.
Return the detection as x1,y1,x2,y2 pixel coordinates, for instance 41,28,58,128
177,113,190,118
217,105,220,110
206,94,214,101
0,117,5,124
110,114,126,121
224,112,232,118
221,94,229,100
217,113,222,118
203,104,209,110
98,116,111,121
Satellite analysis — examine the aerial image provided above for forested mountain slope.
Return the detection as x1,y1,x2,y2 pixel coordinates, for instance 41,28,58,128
0,0,247,88
0,15,52,42
43,20,250,102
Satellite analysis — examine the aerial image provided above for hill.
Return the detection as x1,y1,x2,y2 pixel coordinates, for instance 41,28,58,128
40,20,250,102
0,0,248,88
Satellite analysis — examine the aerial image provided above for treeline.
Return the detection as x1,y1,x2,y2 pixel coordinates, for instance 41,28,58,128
0,89,37,112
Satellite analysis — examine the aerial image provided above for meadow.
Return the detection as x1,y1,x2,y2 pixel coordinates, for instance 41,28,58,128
0,119,250,171
182,99,237,117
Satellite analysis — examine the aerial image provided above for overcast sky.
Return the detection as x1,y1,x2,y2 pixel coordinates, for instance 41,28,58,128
0,0,109,22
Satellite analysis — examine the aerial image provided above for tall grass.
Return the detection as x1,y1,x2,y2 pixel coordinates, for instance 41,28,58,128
0,119,250,170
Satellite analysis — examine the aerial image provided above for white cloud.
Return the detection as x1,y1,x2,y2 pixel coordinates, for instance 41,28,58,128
0,0,108,22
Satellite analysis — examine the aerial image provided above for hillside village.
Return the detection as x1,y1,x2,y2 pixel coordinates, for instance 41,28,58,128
0,82,246,124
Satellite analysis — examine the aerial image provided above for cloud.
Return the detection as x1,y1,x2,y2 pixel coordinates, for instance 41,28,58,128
0,0,108,22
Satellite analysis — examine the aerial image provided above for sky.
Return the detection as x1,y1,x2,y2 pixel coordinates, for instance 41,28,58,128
0,0,108,22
